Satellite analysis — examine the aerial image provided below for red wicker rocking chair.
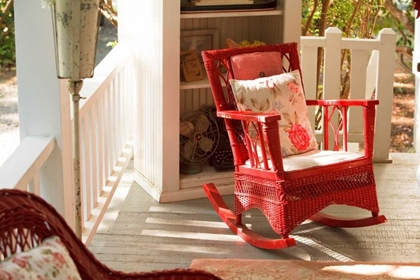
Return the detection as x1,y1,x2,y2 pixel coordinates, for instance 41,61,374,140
201,42,386,250
0,189,220,280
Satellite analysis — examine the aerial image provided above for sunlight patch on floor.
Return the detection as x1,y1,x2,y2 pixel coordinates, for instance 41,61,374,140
149,205,209,214
141,243,230,255
145,217,230,229
292,235,354,262
141,229,244,243
323,264,420,279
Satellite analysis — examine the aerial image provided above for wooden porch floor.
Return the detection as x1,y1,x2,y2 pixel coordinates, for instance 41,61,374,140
88,153,420,273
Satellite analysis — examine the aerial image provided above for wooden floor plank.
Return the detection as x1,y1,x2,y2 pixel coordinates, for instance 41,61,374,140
89,153,420,272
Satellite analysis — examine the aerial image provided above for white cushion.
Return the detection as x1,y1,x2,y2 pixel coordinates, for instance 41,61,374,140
247,150,363,172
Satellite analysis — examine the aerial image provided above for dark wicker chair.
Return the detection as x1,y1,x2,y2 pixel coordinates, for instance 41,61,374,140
201,42,386,250
0,189,220,280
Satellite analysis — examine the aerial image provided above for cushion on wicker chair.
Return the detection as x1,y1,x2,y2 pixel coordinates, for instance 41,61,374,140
0,236,82,280
231,51,283,80
229,70,318,157
246,149,363,171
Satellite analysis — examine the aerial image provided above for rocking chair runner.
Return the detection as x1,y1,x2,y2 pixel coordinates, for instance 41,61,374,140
0,189,220,280
201,42,386,249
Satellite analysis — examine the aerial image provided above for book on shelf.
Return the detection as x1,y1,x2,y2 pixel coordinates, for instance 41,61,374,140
181,0,277,13
180,50,204,82
189,0,253,6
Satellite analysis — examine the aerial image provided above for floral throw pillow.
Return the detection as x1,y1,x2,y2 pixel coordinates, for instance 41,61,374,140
229,70,318,157
0,236,82,280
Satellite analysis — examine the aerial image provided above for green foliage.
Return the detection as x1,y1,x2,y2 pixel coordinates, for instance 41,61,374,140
378,1,414,48
302,0,383,38
0,0,15,69
302,0,415,47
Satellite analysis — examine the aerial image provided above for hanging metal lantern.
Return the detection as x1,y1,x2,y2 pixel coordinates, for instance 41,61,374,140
52,0,101,80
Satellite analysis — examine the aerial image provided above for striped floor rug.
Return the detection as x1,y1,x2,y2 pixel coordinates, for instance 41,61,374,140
190,259,420,279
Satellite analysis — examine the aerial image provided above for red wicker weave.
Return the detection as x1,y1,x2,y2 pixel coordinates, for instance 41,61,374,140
201,43,386,249
0,189,220,280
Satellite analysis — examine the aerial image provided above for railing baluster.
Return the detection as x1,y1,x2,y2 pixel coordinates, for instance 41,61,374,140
109,82,116,170
30,171,41,196
91,103,98,207
98,95,105,191
84,111,92,221
115,73,122,157
104,87,111,182
80,117,86,224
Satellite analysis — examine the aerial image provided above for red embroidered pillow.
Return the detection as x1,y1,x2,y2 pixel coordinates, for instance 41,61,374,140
231,51,283,80
229,70,318,157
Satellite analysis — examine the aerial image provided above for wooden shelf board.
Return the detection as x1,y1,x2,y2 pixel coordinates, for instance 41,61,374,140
181,6,283,19
180,162,234,189
180,72,228,90
180,73,211,90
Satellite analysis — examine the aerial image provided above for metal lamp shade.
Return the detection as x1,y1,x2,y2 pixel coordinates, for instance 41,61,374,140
52,0,101,80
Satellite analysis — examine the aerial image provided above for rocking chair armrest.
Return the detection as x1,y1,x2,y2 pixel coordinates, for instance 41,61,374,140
217,110,285,175
216,110,281,123
306,99,378,157
306,99,379,107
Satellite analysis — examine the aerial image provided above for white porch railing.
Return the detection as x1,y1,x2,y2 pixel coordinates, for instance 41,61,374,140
78,43,136,245
300,27,396,162
0,43,136,245
0,136,55,193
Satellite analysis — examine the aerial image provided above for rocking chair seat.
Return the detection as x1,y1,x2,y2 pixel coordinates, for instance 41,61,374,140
247,150,364,171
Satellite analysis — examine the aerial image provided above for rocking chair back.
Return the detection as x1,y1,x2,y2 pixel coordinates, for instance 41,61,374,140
203,43,302,167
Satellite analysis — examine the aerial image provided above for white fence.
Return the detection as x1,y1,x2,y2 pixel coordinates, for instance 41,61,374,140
300,27,396,162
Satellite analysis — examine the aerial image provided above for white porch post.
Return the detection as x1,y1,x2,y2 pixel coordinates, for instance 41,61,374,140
373,29,395,162
119,0,180,202
323,27,342,149
281,0,302,46
413,11,420,186
413,12,420,152
14,1,74,229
